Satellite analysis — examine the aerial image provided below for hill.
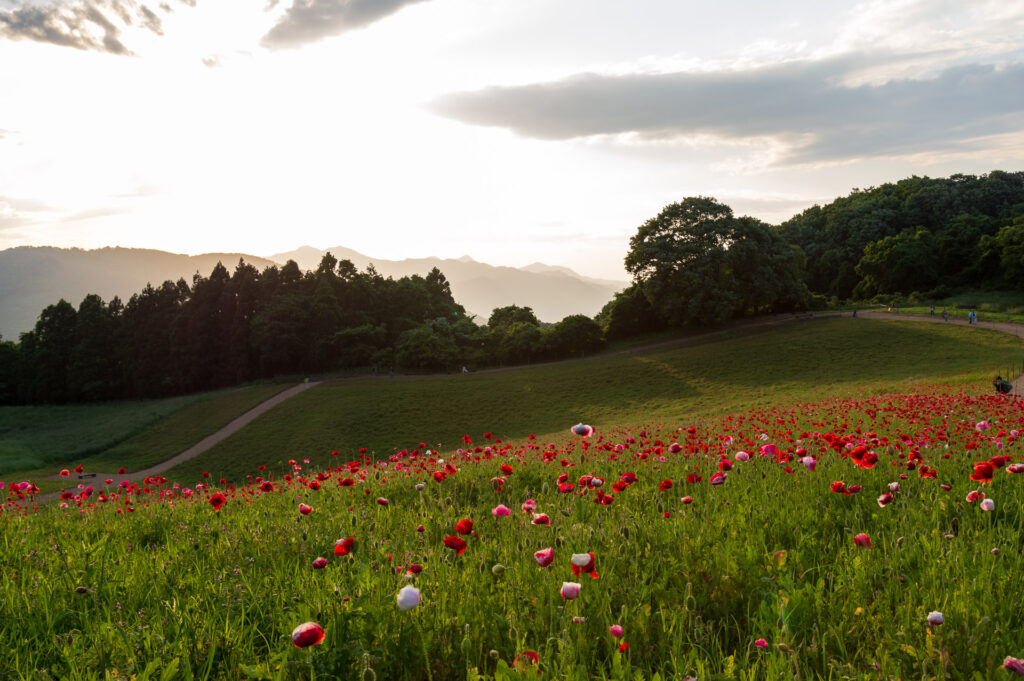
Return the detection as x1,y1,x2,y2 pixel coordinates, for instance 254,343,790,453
0,246,278,341
164,316,1023,482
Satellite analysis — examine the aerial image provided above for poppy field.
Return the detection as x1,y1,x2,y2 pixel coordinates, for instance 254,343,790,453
4,385,1024,680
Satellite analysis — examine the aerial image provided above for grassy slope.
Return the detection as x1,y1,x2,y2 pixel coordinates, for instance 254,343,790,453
169,317,1024,482
0,383,289,479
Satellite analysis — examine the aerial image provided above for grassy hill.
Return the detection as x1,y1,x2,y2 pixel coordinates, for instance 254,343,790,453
0,383,288,478
166,317,1023,482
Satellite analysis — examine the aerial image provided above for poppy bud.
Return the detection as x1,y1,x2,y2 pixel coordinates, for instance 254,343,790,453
926,611,943,626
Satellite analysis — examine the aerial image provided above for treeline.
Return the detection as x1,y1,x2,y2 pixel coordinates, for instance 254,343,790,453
0,257,603,404
2,170,1022,405
778,171,1024,300
599,171,1024,339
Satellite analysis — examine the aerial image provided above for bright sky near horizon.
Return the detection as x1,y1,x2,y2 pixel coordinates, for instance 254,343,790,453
1,0,1023,280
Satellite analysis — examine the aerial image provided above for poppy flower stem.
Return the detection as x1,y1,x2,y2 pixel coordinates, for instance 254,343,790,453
413,616,434,681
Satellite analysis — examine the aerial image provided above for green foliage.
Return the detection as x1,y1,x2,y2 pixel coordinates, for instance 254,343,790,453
779,171,1024,298
625,197,809,326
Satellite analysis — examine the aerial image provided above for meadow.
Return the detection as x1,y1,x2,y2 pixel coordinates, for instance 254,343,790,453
0,383,289,485
3,318,1024,680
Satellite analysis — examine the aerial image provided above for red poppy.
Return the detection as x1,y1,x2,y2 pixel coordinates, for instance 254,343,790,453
73,464,83,474
618,642,629,653
209,493,227,511
513,651,539,670
291,622,325,648
339,477,355,487
298,503,313,515
570,552,600,579
455,518,474,535
334,537,356,556
971,461,995,483
500,463,514,475
659,479,673,491
432,471,446,483
853,532,872,548
444,536,467,555
117,467,126,474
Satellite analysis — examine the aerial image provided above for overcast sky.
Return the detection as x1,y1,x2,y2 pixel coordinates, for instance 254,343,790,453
1,0,1022,279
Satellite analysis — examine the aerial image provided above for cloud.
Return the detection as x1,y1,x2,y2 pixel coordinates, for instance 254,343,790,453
261,0,430,49
431,56,1024,166
0,0,184,54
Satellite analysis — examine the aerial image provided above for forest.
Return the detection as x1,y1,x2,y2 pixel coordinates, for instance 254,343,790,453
1,171,1022,404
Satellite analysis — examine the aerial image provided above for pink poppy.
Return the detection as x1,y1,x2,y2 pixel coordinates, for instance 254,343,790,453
534,547,554,567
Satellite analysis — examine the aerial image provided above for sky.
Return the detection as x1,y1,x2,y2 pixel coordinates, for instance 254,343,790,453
1,0,1023,280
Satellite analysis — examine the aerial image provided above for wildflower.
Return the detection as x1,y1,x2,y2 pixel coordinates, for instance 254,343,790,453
659,479,673,491
455,518,474,535
443,536,467,555
531,513,550,525
853,533,872,548
877,493,893,507
513,651,539,670
571,423,595,437
609,624,624,638
500,463,514,475
209,493,227,511
570,552,599,579
311,557,327,569
1008,463,1024,474
560,582,581,599
376,497,389,506
298,503,313,516
971,461,995,483
396,584,421,611
710,472,726,485
534,548,554,567
927,611,943,626
618,642,629,652
291,622,325,648
981,498,995,512
521,499,537,513
755,638,768,649
681,496,692,504
572,616,586,623
1003,657,1024,675
492,504,511,517
334,537,355,556
736,451,750,462
801,456,815,471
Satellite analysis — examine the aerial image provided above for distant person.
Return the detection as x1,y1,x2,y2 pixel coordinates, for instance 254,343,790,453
942,308,948,322
994,376,1012,394
462,366,469,374
930,304,935,316
852,309,857,318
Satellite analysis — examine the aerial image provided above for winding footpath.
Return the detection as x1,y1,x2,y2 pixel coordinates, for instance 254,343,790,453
33,310,1023,504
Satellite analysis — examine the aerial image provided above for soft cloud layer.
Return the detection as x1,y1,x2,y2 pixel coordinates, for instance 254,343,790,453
261,0,430,49
0,0,190,54
432,56,1024,165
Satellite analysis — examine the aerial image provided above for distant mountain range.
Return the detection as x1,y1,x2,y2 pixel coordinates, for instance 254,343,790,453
0,245,626,341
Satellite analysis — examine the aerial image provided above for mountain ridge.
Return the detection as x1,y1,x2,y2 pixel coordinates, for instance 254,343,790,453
0,245,624,340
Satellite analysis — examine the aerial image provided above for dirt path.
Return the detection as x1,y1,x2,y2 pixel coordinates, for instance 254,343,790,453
37,381,320,503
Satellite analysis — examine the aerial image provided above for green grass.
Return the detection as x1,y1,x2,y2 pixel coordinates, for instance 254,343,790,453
4,386,1023,680
0,383,289,479
168,317,1024,483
